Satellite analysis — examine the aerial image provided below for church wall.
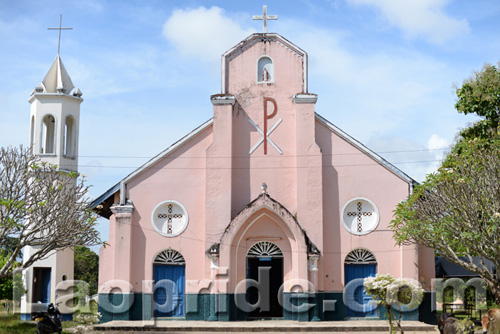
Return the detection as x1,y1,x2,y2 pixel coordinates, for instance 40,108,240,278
316,121,418,292
116,126,213,293
418,245,436,289
95,33,434,322
226,38,305,219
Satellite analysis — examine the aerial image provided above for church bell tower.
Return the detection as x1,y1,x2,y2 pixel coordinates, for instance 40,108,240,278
28,55,83,172
21,18,83,320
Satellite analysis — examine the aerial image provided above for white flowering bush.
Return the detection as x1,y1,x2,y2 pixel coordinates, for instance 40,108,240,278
364,274,425,334
74,312,102,334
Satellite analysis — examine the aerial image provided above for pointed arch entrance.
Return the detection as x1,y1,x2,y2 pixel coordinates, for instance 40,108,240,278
246,241,284,318
216,192,320,320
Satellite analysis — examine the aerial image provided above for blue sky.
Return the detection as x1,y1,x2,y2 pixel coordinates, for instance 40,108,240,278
1,0,499,248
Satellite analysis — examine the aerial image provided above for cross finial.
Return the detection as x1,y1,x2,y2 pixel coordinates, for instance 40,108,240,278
252,5,278,33
48,14,73,55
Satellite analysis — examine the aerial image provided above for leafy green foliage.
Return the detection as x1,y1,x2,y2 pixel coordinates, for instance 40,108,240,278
391,60,500,303
455,62,500,125
0,146,102,279
74,246,99,296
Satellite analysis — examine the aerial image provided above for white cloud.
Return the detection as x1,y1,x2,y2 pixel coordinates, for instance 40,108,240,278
289,25,452,140
347,0,469,44
427,133,450,150
162,6,255,63
424,134,451,175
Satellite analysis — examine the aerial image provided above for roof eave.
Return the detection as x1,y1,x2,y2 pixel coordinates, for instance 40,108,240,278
315,113,417,186
91,118,213,210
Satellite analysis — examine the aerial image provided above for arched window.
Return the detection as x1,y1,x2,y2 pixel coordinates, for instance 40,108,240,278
247,241,283,257
41,115,56,154
257,56,274,83
342,198,380,235
154,249,186,265
64,116,75,157
345,248,377,264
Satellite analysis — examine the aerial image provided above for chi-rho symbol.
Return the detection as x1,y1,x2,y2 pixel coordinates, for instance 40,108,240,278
248,97,282,155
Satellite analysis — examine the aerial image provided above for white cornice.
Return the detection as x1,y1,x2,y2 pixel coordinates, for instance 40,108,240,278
293,94,318,104
211,95,236,105
28,93,83,104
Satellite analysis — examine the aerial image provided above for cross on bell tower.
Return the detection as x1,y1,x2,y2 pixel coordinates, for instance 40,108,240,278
48,14,73,55
252,5,278,33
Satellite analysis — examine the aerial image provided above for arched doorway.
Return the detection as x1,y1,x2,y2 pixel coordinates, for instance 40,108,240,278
246,241,284,318
153,249,185,317
344,248,377,318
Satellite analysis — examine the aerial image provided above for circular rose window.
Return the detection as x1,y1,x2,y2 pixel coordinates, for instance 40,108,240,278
342,198,379,235
151,200,189,237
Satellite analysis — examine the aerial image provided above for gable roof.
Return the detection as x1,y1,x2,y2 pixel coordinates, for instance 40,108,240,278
315,113,417,186
92,113,417,218
90,118,213,217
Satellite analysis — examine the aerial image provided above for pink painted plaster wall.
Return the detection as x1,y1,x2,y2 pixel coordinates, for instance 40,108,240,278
316,121,418,291
99,34,433,295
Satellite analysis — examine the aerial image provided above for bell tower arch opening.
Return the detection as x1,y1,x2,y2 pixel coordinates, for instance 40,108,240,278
63,116,75,157
40,114,56,154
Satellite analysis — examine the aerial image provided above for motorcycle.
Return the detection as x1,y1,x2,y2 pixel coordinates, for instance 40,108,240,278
32,299,62,334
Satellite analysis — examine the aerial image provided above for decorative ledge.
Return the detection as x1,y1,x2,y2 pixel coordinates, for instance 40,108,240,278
211,94,236,105
293,93,318,104
111,204,134,214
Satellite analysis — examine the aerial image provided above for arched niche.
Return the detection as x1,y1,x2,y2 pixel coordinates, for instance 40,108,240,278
257,56,274,83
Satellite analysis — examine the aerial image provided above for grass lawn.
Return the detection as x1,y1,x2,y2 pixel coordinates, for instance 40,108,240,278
0,313,80,334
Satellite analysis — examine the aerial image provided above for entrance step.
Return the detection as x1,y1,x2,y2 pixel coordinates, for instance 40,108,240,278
94,320,438,332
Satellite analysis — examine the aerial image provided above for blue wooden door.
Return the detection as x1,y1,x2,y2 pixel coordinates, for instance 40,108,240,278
33,268,51,304
40,268,51,303
154,265,185,317
345,264,377,317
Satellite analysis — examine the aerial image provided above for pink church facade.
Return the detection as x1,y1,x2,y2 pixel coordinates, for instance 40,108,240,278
93,33,434,322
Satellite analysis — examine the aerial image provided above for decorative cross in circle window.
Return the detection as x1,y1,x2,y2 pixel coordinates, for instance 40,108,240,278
157,204,184,234
152,200,189,237
347,202,373,233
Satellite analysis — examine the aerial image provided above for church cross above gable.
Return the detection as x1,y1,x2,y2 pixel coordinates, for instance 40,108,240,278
252,5,278,33
48,14,73,55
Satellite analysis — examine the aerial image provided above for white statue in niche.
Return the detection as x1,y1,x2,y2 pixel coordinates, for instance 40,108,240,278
258,57,273,83
262,68,270,81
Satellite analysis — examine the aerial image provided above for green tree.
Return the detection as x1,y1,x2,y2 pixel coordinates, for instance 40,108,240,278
0,146,102,279
454,61,500,141
391,61,500,304
455,61,500,130
74,246,99,296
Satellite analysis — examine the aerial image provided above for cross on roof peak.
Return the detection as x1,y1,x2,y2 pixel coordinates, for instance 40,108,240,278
252,5,278,33
48,14,73,55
